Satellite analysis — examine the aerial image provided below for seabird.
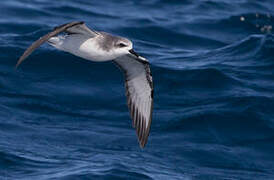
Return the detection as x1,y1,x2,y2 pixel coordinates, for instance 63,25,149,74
16,21,153,148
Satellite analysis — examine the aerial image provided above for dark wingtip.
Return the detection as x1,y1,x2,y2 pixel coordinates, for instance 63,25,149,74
139,143,145,148
15,62,20,70
139,135,149,148
15,55,26,69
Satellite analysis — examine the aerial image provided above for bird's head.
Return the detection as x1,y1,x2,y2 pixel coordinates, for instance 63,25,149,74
113,38,140,59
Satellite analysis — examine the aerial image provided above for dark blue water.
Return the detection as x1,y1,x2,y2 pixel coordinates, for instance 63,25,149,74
1,0,274,179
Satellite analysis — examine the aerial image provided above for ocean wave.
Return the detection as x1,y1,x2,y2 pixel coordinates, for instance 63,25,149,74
1,0,274,179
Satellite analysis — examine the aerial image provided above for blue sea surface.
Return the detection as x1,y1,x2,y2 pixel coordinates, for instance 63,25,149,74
1,0,274,179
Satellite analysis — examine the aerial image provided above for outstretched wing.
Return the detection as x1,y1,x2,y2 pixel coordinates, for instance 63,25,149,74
16,21,98,68
114,54,153,148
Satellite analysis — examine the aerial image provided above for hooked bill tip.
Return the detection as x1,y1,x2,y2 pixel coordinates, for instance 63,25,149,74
129,49,140,57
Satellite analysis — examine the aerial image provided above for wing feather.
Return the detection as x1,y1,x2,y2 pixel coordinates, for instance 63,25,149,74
114,55,153,148
16,21,98,68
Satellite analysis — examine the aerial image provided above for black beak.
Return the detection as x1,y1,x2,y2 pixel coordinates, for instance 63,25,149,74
129,49,140,57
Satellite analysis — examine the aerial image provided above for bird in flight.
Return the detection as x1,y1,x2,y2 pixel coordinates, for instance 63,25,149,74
16,21,153,148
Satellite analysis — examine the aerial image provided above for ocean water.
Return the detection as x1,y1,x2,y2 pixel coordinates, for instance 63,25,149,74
1,0,274,179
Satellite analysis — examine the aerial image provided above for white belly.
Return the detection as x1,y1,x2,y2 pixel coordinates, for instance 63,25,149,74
48,35,115,62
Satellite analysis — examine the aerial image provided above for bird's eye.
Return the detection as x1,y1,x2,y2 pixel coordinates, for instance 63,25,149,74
119,43,127,47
